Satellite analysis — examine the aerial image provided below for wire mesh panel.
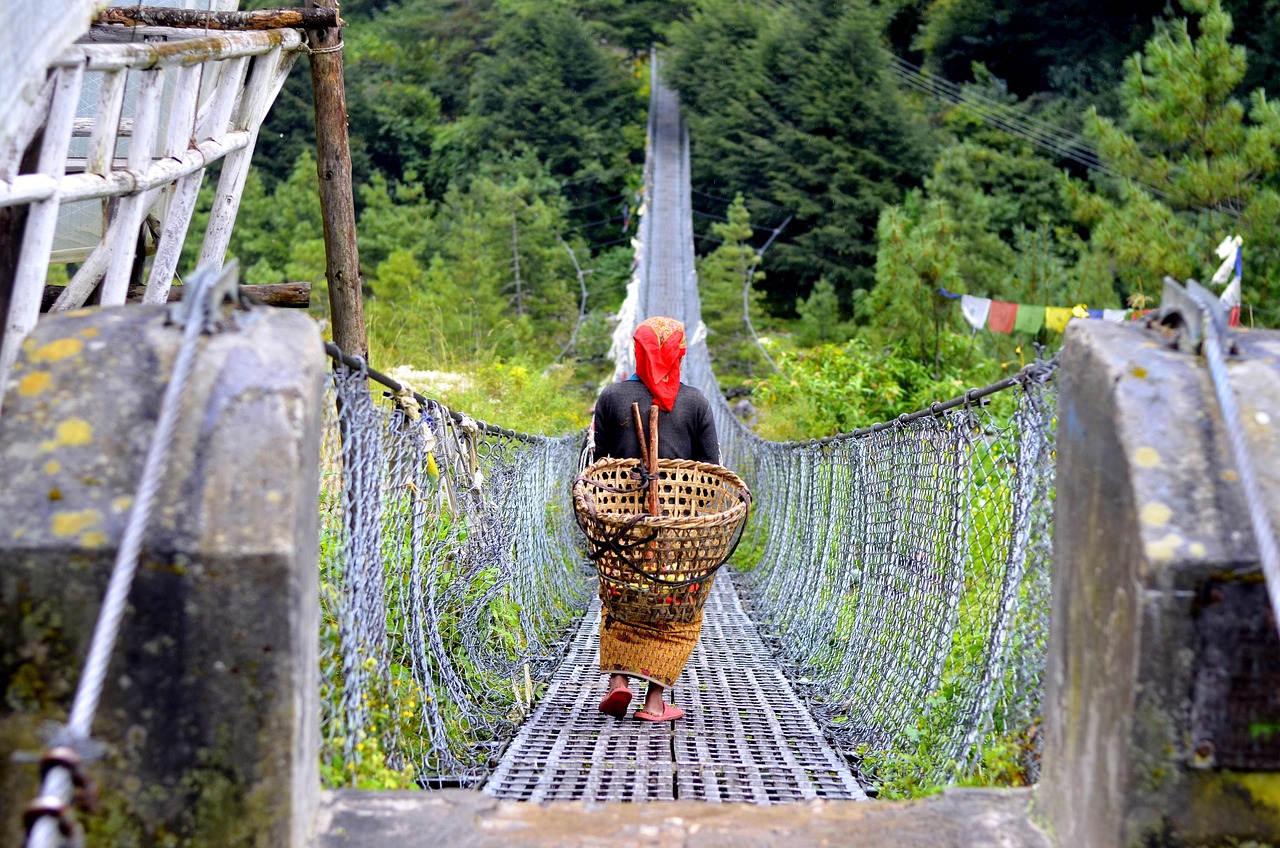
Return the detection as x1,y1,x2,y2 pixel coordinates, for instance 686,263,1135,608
320,363,590,787
718,370,1058,788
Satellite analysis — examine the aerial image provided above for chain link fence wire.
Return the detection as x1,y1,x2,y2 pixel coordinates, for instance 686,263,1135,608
318,338,1058,794
319,360,589,788
691,355,1058,791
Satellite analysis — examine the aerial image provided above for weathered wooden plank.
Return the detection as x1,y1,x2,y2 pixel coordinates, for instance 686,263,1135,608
0,131,251,211
50,29,303,72
100,68,164,305
144,63,204,304
96,6,339,31
0,0,98,157
41,281,311,310
0,65,84,409
0,74,54,181
197,47,297,272
87,68,127,177
308,0,367,357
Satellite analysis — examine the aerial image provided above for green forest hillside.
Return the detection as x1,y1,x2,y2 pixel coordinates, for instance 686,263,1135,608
225,0,1280,437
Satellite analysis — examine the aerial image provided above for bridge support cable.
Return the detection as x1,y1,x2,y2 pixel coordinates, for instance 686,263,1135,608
1154,278,1280,640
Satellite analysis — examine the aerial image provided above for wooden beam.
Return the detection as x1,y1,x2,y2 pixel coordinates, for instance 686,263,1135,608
95,6,340,31
308,0,366,357
41,282,312,311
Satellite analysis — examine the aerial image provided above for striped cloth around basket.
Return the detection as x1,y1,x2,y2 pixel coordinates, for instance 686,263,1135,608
573,457,751,626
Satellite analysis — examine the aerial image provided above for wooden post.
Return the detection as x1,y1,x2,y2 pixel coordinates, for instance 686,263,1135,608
307,0,366,358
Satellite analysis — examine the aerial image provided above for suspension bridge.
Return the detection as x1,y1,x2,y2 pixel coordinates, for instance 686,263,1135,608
1,9,1278,848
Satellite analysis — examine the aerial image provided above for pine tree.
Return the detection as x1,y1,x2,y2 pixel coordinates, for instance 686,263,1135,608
1077,0,1280,305
698,194,771,383
667,0,934,312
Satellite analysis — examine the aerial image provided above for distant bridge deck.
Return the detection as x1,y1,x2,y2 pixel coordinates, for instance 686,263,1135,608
483,572,867,803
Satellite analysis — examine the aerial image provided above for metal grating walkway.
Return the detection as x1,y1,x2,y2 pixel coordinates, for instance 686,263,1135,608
483,572,867,803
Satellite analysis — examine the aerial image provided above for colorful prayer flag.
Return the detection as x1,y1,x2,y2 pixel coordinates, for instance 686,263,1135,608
1013,304,1045,334
987,301,1017,333
960,295,992,332
1044,307,1073,333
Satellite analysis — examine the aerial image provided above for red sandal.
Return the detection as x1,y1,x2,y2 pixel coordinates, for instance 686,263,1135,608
635,703,684,722
598,686,633,718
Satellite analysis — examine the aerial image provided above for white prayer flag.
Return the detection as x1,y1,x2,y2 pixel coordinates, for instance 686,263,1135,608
960,295,992,332
1211,234,1242,286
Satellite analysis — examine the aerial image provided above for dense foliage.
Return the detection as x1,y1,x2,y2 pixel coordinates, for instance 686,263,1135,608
215,0,1279,440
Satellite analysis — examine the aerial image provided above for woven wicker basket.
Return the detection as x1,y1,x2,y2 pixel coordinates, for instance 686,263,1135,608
573,457,751,626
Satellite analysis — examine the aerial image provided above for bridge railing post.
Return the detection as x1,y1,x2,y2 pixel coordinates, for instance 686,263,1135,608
0,302,323,846
1037,318,1280,846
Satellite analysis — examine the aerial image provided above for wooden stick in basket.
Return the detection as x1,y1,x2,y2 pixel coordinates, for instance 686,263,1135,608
648,403,660,517
629,402,660,517
631,402,648,460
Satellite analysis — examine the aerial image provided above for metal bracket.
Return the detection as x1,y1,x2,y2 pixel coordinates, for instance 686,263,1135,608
167,260,242,333
1150,276,1231,355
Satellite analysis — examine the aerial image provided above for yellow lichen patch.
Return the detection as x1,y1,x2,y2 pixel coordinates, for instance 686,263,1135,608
80,531,108,548
80,327,100,338
1188,542,1207,558
1145,532,1184,563
265,490,283,504
18,371,51,396
111,496,134,514
67,309,93,317
1228,771,1280,811
40,418,93,451
29,337,84,363
44,460,61,475
1134,447,1161,468
1223,469,1239,483
1131,366,1148,379
52,509,102,538
1140,502,1172,527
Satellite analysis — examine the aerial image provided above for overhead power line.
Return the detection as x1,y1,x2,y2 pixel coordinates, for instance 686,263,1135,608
887,55,1240,218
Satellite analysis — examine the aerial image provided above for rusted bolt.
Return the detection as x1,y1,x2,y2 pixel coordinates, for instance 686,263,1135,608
22,795,74,836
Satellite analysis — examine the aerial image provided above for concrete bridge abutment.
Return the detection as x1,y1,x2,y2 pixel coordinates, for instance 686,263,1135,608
0,304,323,846
1038,318,1280,846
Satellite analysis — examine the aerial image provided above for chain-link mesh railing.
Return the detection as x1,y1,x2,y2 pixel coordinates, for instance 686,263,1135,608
695,360,1058,789
319,357,589,787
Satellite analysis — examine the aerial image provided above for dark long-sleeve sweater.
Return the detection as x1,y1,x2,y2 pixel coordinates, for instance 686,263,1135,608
592,380,720,464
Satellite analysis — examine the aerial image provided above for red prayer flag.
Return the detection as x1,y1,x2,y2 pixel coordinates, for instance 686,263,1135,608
987,301,1017,333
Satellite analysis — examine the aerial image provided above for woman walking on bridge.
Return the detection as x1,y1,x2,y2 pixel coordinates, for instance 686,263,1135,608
591,316,719,722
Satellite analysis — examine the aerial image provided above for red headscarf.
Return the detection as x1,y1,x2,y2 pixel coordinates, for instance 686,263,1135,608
633,316,686,411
